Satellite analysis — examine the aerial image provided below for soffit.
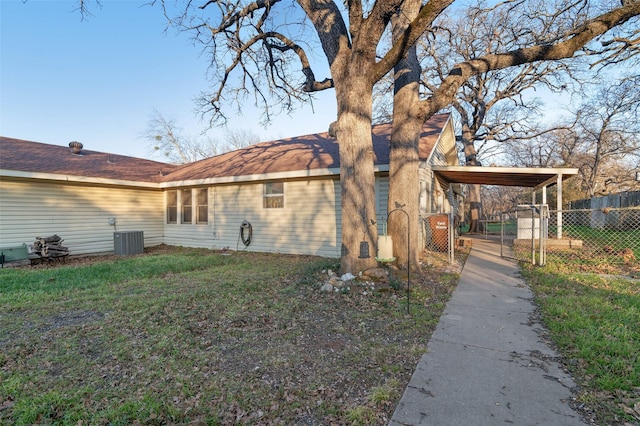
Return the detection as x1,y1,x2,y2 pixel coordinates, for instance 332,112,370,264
431,166,579,189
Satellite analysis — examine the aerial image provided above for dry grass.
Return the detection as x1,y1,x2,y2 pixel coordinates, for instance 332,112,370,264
0,246,465,425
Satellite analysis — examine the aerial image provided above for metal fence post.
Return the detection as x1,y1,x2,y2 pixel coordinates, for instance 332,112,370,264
449,212,454,264
531,207,536,265
500,212,504,258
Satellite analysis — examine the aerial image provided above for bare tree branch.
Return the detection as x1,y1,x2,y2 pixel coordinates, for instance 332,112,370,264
421,1,640,116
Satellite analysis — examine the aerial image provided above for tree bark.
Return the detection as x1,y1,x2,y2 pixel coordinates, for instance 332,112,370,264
467,187,483,233
332,55,379,273
388,0,423,271
460,120,483,233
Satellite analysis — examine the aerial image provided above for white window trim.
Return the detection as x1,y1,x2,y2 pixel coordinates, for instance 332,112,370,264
263,182,285,209
167,190,178,224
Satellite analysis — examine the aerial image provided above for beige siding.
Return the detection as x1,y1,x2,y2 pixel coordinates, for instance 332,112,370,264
165,179,342,257
0,179,164,256
215,179,341,257
164,176,392,258
163,187,216,248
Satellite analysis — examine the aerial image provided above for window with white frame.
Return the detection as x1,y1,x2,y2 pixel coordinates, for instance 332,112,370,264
263,182,284,208
181,189,192,224
196,188,208,224
167,190,178,224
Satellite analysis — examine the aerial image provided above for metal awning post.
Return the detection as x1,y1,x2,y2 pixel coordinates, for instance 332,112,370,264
557,174,563,239
539,203,545,266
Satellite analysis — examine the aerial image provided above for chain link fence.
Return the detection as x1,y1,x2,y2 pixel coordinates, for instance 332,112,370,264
423,213,455,264
546,206,640,274
496,206,639,275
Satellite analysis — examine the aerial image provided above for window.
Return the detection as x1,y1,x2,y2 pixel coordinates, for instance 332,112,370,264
169,188,209,225
263,182,284,208
196,188,208,224
181,189,192,224
167,191,177,224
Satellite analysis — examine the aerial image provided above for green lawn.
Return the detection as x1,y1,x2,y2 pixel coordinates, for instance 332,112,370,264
522,263,640,425
0,247,459,425
559,225,640,258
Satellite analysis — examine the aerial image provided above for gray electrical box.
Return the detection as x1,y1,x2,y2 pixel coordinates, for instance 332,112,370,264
114,231,144,256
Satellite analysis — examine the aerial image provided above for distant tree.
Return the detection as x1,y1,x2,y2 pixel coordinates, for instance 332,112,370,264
225,128,261,151
144,110,258,164
506,76,640,197
480,185,527,218
570,76,640,196
504,127,574,168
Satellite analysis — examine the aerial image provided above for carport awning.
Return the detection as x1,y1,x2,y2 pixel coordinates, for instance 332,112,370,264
431,166,579,189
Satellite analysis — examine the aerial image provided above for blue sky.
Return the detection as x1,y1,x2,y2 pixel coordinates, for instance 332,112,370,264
0,0,337,160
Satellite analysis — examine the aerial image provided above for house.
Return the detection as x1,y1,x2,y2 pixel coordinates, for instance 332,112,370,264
0,113,460,262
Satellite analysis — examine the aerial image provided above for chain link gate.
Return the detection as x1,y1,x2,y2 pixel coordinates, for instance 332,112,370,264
497,205,549,265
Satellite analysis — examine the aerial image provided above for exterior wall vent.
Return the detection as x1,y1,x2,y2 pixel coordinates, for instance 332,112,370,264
114,231,144,256
69,141,83,154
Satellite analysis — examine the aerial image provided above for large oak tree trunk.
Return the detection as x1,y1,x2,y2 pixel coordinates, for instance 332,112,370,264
388,0,423,271
388,120,423,270
333,67,379,273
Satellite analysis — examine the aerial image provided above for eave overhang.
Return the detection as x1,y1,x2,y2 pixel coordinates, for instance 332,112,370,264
431,166,579,190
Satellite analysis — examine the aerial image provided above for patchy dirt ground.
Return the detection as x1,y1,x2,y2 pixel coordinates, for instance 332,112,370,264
1,246,469,424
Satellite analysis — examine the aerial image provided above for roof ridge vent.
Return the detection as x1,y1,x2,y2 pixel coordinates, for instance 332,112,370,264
69,141,83,155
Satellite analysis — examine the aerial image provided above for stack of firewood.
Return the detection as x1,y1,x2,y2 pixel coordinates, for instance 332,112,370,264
31,235,69,259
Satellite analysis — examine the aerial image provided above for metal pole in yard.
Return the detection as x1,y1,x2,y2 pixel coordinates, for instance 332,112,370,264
388,207,410,314
539,203,545,266
531,207,536,265
500,213,504,258
557,174,563,239
449,212,454,264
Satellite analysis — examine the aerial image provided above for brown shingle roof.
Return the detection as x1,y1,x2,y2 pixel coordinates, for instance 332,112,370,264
0,137,176,183
163,114,450,182
0,114,450,184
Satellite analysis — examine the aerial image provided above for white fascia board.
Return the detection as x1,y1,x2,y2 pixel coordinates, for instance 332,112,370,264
160,165,389,188
432,166,579,175
534,170,579,190
159,167,340,188
425,115,455,165
0,169,160,188
2,163,391,190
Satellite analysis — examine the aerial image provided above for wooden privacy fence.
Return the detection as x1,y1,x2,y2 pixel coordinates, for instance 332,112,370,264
568,190,640,210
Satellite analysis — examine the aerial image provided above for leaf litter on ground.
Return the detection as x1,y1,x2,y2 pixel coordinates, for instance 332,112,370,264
0,245,467,425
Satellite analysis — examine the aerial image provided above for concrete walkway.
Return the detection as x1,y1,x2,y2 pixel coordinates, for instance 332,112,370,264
390,236,586,426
